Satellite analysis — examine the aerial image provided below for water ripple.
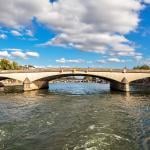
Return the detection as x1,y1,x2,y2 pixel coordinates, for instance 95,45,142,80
0,83,149,150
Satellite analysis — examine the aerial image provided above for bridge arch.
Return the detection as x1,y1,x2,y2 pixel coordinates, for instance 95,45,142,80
0,76,23,83
33,72,121,83
128,74,150,83
0,74,25,83
29,73,131,92
130,77,150,84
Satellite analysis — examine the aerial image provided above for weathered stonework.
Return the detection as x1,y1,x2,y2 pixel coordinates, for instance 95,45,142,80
110,77,130,92
110,82,130,92
23,77,49,91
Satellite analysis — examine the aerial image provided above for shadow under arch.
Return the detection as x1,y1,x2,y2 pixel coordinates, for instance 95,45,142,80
0,75,23,82
33,73,119,83
129,74,150,84
0,77,23,92
130,77,150,92
130,77,150,84
0,76,23,84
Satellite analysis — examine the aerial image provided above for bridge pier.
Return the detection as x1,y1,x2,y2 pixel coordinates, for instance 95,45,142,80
110,78,130,92
0,82,4,91
23,78,49,91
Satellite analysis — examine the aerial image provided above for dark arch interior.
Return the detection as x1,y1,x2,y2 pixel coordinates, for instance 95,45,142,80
0,77,22,85
130,77,150,92
34,73,118,83
130,77,150,85
0,77,23,92
49,75,109,84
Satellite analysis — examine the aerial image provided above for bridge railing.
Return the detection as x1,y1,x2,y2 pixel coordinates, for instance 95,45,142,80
0,68,149,74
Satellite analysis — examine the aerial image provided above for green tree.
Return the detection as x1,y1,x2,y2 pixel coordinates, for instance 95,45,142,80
133,65,150,70
0,59,11,70
11,61,20,70
0,59,20,70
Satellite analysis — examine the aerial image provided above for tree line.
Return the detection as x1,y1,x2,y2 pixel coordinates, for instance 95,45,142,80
0,59,36,70
133,64,150,70
0,59,20,70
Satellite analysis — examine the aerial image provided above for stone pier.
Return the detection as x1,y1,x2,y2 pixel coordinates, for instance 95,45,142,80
110,78,130,92
23,78,49,91
0,82,4,91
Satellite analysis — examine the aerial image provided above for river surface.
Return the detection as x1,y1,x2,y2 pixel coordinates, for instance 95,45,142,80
0,83,149,150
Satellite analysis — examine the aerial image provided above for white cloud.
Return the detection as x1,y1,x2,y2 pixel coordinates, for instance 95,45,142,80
134,55,143,60
26,30,33,37
11,51,26,59
26,52,39,57
3,48,22,51
0,0,147,57
11,51,40,59
0,51,10,58
0,34,7,39
143,0,150,4
11,30,22,36
96,57,128,63
0,0,43,28
96,60,106,64
56,58,65,63
1,48,40,59
56,58,85,64
107,58,125,63
36,0,144,57
11,29,34,38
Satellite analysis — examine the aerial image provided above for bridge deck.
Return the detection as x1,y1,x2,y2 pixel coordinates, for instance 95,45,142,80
0,68,149,74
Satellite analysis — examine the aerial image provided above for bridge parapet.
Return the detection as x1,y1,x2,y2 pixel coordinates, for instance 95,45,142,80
0,68,150,74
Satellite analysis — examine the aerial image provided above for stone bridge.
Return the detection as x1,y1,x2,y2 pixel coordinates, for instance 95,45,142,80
0,68,149,92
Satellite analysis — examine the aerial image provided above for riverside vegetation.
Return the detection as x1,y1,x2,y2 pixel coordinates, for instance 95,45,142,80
0,59,35,70
0,59,20,70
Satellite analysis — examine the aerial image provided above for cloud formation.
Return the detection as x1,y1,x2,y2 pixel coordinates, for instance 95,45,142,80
0,51,10,58
11,30,22,36
143,0,150,4
26,52,39,57
11,51,26,59
0,0,147,58
56,58,85,64
107,58,125,63
0,48,39,59
0,34,7,39
37,0,143,57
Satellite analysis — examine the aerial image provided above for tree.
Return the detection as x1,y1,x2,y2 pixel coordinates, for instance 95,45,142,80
12,61,20,70
133,65,150,70
0,59,20,70
0,59,11,70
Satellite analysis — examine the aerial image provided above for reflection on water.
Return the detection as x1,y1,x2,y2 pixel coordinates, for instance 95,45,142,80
0,83,149,150
48,83,110,95
130,84,150,92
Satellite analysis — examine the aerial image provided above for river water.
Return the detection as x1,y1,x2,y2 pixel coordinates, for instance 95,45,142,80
0,83,149,150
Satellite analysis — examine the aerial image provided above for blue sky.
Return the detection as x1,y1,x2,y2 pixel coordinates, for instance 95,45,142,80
0,0,150,68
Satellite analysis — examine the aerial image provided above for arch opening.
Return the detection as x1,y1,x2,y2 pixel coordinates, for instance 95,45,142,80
49,76,109,84
130,77,150,92
0,77,23,92
34,74,112,94
33,73,119,83
32,73,127,92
